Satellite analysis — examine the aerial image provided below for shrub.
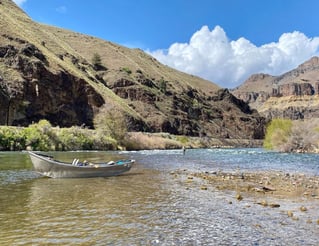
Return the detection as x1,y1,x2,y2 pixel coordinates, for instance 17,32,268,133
92,53,102,70
57,126,94,151
23,120,56,151
92,133,117,150
121,67,132,75
0,127,14,150
263,118,292,150
94,105,127,146
176,135,189,145
0,119,122,151
264,118,319,152
124,132,181,150
0,126,25,151
159,78,167,93
286,119,319,152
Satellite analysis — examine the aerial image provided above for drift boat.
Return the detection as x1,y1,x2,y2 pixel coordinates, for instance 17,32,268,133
28,151,134,178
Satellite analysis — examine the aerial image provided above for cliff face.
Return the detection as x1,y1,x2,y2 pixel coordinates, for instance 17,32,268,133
0,41,104,126
0,0,265,139
232,57,319,121
273,83,317,97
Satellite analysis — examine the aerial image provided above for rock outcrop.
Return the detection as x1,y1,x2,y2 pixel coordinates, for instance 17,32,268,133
232,57,319,121
0,40,104,127
0,0,265,140
272,83,317,97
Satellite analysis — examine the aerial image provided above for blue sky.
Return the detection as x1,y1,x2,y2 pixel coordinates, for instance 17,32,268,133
14,0,319,88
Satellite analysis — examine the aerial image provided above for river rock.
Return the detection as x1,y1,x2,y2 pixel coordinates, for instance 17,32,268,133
236,193,243,201
300,206,307,212
257,200,268,207
287,211,293,217
200,186,208,190
269,203,280,208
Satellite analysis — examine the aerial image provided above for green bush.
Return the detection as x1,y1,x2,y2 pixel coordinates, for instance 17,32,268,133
263,118,292,150
159,78,167,93
23,120,57,151
0,126,25,151
121,67,132,75
57,127,94,151
176,135,189,145
92,133,117,150
92,53,103,70
94,105,127,146
0,117,127,151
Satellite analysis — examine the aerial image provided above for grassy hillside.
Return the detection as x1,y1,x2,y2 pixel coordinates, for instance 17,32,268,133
0,0,265,140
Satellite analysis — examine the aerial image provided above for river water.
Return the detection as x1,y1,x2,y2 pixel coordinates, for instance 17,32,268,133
0,149,318,245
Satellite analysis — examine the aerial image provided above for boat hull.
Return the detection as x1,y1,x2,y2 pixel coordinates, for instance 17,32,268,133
29,152,133,178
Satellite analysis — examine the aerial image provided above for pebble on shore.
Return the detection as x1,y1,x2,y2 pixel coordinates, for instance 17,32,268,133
172,168,319,226
180,169,319,201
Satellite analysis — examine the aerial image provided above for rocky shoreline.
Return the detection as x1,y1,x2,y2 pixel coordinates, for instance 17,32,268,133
170,169,319,224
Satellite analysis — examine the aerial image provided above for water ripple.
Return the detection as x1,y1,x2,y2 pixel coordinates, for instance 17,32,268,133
0,150,318,245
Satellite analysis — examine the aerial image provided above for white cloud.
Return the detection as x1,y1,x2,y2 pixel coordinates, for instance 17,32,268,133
149,25,319,88
13,0,27,6
56,6,67,14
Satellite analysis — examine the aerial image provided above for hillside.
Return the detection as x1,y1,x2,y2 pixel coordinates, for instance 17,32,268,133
0,0,265,140
232,57,319,120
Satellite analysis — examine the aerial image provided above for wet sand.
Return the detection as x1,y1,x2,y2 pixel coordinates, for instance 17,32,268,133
171,169,319,224
172,169,319,199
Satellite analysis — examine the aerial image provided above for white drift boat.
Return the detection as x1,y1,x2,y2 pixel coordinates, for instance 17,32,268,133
28,151,134,178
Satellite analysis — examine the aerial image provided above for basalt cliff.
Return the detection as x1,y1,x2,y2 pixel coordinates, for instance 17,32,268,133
0,0,265,140
232,57,319,121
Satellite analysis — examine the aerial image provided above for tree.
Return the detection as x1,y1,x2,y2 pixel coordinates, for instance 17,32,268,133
94,105,128,146
91,53,103,70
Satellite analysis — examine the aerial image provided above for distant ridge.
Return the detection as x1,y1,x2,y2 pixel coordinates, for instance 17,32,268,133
232,56,319,120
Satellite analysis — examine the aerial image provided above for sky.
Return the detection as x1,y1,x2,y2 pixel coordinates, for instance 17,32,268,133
14,0,319,88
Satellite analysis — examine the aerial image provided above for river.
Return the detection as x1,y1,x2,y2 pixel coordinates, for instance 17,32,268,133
0,149,318,245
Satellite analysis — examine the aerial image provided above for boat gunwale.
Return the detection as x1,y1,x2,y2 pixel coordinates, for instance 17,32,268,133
28,151,134,169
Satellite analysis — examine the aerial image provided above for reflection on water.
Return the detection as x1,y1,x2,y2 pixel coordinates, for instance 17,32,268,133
0,150,318,245
1,167,169,245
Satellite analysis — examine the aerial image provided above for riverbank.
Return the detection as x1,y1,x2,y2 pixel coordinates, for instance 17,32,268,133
0,122,263,151
171,169,319,223
126,132,263,150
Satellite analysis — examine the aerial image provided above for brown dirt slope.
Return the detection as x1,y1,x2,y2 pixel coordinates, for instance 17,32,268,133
0,0,264,139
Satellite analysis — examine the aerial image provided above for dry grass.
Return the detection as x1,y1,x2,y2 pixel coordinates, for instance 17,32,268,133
0,0,221,124
1,1,265,141
0,0,143,120
125,132,183,150
43,25,220,95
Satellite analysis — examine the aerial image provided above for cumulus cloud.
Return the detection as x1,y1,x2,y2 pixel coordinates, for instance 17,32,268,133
13,0,27,6
150,25,319,88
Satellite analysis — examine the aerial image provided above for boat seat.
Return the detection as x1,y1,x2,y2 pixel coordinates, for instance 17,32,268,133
72,159,80,165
